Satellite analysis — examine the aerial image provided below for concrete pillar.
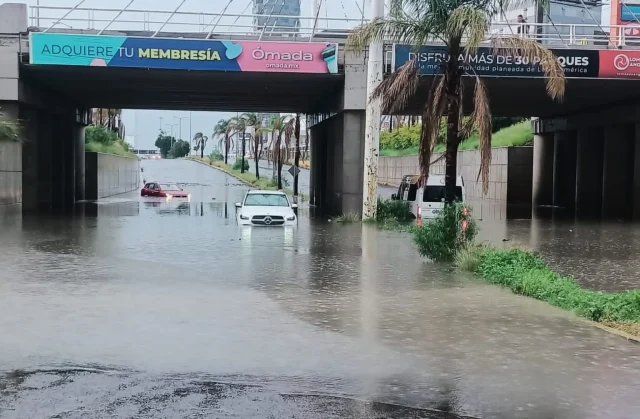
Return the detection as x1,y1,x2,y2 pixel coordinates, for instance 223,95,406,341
308,127,316,205
74,124,86,201
532,133,554,212
575,127,604,218
341,110,365,214
552,130,577,216
37,111,53,211
20,107,39,212
602,124,634,219
51,115,69,212
633,123,640,219
64,120,76,209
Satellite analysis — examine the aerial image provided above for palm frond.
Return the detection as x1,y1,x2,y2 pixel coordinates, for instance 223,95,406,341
346,16,433,52
491,36,565,101
372,59,419,113
470,77,492,194
447,6,488,53
419,75,447,182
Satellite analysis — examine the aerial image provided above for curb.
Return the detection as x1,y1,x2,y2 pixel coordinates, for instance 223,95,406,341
584,320,640,344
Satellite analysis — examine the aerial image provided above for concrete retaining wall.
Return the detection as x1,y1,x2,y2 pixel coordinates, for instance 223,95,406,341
0,140,21,214
379,147,533,218
85,152,140,200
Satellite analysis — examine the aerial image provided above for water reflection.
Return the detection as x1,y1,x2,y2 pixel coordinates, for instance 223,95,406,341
1,160,639,419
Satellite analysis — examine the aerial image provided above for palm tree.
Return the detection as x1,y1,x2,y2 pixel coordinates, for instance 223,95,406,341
193,132,208,158
213,119,232,164
269,115,291,189
293,113,301,199
229,116,248,174
347,0,565,202
242,113,263,179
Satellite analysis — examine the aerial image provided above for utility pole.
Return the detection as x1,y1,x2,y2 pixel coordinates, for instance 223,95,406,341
362,0,384,219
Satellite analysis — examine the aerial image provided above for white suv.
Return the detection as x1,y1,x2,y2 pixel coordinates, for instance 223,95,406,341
235,190,298,226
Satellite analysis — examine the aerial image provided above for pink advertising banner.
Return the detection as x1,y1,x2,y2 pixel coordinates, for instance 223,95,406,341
30,33,339,74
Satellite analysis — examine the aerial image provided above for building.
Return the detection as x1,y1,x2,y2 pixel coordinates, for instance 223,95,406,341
492,0,603,44
253,0,301,35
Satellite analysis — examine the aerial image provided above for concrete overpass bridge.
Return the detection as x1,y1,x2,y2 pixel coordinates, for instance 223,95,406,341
4,2,640,218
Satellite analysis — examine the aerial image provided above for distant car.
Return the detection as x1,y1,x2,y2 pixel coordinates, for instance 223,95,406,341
235,190,297,226
141,182,190,199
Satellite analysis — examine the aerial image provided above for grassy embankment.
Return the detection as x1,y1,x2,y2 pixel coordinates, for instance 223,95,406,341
189,156,305,198
85,141,136,157
459,246,640,340
380,120,533,157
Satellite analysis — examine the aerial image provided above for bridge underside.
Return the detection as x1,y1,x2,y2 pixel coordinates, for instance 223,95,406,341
401,77,640,118
20,64,344,114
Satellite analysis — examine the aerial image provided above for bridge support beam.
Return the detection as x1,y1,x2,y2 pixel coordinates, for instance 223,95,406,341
309,111,365,216
552,130,577,217
532,133,554,216
575,127,604,218
74,123,86,202
602,124,634,219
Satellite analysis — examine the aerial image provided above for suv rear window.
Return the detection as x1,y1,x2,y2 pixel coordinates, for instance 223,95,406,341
423,186,463,202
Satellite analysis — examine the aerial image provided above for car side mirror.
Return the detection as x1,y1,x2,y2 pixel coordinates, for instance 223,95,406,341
391,193,397,200
235,202,242,208
291,203,298,209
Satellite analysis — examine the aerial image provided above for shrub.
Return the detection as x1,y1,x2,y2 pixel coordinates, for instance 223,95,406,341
0,111,21,142
412,202,478,262
232,159,250,171
85,125,119,145
376,198,411,222
209,151,224,161
454,243,487,272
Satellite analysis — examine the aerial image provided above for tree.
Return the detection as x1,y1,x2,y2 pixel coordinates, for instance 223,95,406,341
229,116,248,174
193,132,208,159
213,119,231,164
347,0,565,202
293,113,301,199
155,130,175,158
268,115,291,190
169,139,191,158
85,125,119,145
242,112,263,179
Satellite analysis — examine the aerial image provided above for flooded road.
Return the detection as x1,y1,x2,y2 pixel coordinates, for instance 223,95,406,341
1,159,639,419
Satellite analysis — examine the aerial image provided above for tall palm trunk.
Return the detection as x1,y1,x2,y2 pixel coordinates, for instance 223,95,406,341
254,133,260,179
224,135,229,164
293,114,301,198
444,42,462,203
240,129,246,174
276,132,283,189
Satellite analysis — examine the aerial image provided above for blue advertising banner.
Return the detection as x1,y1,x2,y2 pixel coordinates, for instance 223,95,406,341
29,33,338,74
393,44,599,78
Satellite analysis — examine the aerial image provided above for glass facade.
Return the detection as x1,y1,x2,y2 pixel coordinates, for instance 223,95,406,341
253,0,301,34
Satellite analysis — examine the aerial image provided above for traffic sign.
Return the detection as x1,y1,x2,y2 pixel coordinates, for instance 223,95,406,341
288,165,301,177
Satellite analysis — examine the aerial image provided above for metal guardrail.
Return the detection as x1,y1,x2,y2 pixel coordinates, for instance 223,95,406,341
29,5,367,40
28,5,640,47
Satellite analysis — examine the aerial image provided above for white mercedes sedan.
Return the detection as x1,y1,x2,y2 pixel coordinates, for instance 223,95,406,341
235,190,298,226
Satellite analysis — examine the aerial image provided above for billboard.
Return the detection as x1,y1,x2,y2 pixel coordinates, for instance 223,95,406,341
599,50,640,78
29,33,338,74
393,45,600,78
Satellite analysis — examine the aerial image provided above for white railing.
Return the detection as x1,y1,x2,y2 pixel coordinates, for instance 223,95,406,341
29,5,367,40
27,6,640,47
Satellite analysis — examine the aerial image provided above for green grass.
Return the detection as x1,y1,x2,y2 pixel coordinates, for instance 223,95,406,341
475,248,640,323
85,141,135,157
380,121,533,156
190,156,296,195
335,213,361,223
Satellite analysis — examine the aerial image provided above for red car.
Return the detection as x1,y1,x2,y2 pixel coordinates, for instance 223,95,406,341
141,182,189,198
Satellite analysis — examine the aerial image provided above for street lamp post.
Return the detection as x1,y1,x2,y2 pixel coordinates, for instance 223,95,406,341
174,116,190,153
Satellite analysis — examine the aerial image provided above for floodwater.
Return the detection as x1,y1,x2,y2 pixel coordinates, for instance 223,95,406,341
1,159,639,419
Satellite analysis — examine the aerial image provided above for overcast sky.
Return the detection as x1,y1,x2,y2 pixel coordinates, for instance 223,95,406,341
20,0,368,148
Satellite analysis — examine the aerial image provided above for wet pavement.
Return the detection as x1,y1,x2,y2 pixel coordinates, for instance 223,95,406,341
1,159,640,419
